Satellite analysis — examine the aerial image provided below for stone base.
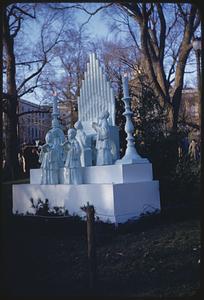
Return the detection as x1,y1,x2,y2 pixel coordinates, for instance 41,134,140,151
13,163,160,224
12,181,160,224
30,163,153,185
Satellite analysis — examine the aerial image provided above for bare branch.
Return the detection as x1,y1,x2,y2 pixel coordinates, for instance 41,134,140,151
76,3,113,16
16,15,65,95
184,70,196,74
166,7,179,38
156,3,166,60
9,5,35,19
18,78,43,97
10,17,22,38
50,2,113,19
48,4,83,11
169,78,175,85
16,59,44,66
17,58,47,93
193,13,200,31
167,47,180,84
126,18,140,50
117,2,143,24
148,28,159,58
177,4,187,23
7,5,16,18
79,14,92,32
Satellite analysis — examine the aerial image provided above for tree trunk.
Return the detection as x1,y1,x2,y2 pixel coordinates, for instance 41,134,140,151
4,97,20,179
0,97,3,181
3,8,20,179
172,87,182,132
120,3,200,133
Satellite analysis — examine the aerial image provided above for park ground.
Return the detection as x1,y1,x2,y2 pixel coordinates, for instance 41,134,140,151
1,181,201,299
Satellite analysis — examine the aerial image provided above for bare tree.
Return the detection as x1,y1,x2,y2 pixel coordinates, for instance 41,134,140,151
114,3,201,131
37,26,91,129
2,3,66,179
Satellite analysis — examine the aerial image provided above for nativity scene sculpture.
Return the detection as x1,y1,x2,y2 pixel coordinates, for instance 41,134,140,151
39,53,122,184
13,53,160,224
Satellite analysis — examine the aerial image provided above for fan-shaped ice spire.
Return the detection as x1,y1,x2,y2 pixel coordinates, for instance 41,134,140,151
78,53,115,125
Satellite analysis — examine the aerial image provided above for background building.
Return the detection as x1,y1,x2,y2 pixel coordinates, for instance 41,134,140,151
180,88,200,126
17,98,78,146
17,98,52,145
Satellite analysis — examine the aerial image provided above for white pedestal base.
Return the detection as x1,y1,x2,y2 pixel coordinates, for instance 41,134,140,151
13,163,160,224
12,181,160,224
30,163,153,185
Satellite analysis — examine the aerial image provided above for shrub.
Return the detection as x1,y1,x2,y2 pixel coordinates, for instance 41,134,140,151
29,198,69,216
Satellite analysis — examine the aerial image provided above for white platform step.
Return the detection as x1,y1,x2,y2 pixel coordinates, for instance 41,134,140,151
30,163,153,185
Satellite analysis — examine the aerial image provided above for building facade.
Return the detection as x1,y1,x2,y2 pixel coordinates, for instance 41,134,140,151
17,98,52,145
17,98,78,146
180,88,200,126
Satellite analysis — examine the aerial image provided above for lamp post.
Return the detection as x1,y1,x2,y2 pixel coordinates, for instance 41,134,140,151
192,37,201,127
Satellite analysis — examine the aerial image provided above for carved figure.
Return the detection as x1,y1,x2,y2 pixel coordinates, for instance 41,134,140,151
50,120,65,167
63,128,83,184
74,121,92,166
92,111,113,166
39,131,61,184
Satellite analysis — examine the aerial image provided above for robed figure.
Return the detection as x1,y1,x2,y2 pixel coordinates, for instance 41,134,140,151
92,111,113,166
39,131,61,184
63,128,83,184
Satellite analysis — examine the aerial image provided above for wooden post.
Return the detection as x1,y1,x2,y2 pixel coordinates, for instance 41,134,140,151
81,202,97,290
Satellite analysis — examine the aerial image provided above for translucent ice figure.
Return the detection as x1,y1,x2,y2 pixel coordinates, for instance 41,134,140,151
63,128,83,184
39,131,61,184
74,120,92,167
92,111,113,166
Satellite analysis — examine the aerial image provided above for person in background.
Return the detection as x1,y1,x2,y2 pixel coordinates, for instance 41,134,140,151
188,139,199,160
18,151,26,176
